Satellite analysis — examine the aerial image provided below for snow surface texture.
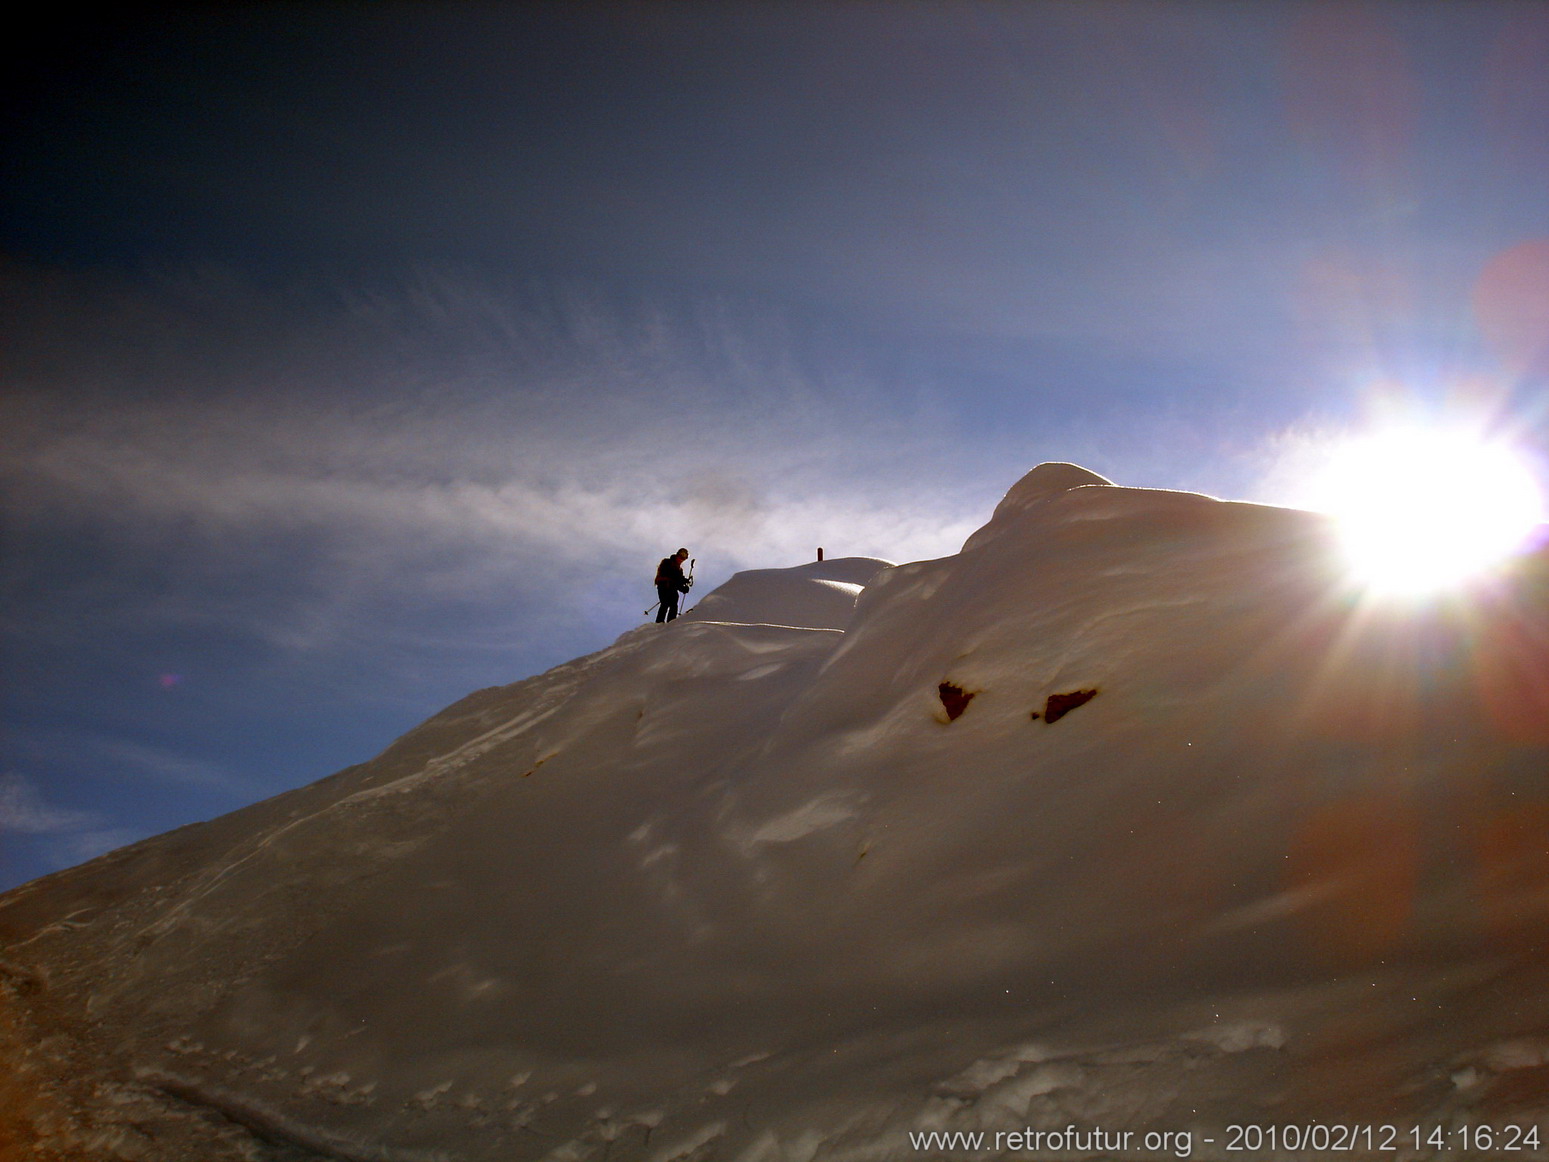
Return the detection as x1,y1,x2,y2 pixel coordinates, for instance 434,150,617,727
3,462,1549,1161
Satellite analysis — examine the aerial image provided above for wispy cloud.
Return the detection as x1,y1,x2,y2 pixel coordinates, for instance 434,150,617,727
90,739,257,796
1,264,993,657
0,773,93,835
0,774,144,881
6,728,259,798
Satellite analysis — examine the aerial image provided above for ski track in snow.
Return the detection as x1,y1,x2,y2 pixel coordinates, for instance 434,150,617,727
134,627,671,940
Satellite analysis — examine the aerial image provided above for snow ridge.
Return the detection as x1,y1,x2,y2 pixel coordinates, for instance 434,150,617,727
3,463,1548,1162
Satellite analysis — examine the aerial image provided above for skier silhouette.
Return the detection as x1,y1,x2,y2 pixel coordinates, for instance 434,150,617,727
654,548,692,622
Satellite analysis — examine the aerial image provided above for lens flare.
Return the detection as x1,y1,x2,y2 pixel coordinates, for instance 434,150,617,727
1309,427,1545,596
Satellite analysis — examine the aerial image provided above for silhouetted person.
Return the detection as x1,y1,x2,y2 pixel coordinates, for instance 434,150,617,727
655,548,691,622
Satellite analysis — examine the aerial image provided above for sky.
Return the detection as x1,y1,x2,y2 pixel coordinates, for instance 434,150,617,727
2,0,1547,890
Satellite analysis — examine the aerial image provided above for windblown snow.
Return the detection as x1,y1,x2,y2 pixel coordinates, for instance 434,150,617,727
3,463,1549,1162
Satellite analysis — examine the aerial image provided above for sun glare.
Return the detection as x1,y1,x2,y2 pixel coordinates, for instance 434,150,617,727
1309,427,1545,597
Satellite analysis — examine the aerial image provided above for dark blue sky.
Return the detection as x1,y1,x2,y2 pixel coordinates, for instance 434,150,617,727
3,1,1547,888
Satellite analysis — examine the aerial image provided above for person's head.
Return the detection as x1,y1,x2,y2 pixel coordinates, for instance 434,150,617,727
675,548,689,560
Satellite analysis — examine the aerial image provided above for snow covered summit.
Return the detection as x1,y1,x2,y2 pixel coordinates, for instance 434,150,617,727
679,555,892,630
3,463,1548,1162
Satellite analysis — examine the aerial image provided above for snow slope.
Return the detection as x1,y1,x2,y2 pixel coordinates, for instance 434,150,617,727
3,463,1549,1162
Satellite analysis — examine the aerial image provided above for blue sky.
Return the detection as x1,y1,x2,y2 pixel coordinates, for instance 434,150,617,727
2,1,1547,889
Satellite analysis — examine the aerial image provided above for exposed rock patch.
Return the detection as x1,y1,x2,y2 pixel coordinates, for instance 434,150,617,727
1034,688,1098,723
937,682,976,722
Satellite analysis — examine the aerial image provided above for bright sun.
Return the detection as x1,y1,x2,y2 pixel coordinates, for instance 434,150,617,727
1309,427,1545,597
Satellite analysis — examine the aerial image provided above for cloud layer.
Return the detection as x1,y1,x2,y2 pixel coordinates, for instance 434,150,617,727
2,264,987,637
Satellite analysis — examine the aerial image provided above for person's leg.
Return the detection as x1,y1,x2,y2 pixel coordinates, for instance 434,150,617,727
656,586,673,622
665,590,680,621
